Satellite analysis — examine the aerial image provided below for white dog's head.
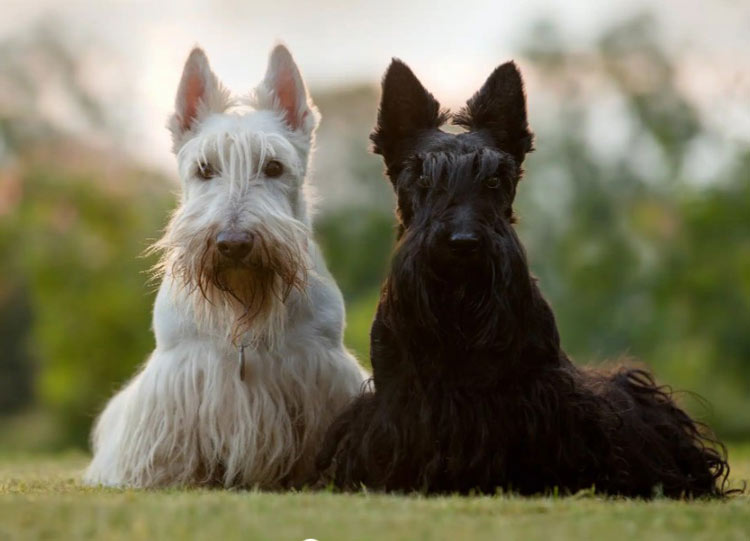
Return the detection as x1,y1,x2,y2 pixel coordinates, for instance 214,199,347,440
154,45,319,345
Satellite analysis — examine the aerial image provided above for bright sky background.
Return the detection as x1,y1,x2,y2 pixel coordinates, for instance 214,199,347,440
3,0,748,174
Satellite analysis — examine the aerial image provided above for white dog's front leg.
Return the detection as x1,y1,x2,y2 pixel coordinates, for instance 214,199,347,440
84,371,144,487
83,348,209,488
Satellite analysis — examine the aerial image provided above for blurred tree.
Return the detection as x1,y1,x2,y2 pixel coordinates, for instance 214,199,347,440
0,26,171,446
0,285,33,413
316,208,393,302
0,162,169,446
518,14,750,436
0,26,111,424
316,208,393,368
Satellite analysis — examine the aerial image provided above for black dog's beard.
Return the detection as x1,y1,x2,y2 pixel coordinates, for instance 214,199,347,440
384,226,533,352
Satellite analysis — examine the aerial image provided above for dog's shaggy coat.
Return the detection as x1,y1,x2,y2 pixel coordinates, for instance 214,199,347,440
84,46,366,488
318,59,731,498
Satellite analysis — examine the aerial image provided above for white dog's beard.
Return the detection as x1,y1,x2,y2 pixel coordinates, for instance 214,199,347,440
154,222,310,347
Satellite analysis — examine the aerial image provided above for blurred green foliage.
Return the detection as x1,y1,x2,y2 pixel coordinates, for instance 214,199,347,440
315,208,393,302
0,165,169,446
0,15,747,449
315,208,394,370
516,15,750,436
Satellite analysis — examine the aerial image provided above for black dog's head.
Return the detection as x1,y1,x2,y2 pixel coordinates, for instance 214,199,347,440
372,59,536,348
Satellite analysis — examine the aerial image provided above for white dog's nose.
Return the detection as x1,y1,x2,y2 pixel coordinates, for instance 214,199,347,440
216,231,253,261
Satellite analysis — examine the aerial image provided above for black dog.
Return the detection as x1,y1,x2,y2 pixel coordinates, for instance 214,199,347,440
318,59,731,498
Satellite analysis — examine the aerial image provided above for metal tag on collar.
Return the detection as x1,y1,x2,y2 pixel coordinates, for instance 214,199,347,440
238,344,246,380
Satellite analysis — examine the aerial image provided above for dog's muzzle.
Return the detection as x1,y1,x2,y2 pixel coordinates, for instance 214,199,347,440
434,228,483,265
217,230,254,263
447,231,481,256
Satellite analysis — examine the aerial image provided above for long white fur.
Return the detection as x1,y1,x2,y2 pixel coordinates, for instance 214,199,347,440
84,45,367,488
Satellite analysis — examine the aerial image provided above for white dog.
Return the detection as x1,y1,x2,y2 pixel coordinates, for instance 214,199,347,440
84,45,366,488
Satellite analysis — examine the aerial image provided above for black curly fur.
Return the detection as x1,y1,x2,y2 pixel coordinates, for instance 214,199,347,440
317,58,732,498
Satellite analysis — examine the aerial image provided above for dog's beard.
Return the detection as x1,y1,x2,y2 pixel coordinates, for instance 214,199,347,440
385,225,532,351
152,220,310,347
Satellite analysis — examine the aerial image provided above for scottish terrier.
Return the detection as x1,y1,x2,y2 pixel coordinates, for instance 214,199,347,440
85,45,366,488
318,59,730,497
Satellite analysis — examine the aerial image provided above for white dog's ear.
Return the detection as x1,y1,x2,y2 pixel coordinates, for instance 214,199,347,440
168,47,231,151
257,44,319,139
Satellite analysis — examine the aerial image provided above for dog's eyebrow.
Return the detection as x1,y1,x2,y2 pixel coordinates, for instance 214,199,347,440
417,149,511,184
475,149,514,178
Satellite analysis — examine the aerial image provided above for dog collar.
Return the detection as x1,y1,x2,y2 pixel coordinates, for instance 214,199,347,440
238,344,246,380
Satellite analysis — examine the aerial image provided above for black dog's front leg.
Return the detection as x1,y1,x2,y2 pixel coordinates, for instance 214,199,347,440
315,303,411,490
368,305,405,390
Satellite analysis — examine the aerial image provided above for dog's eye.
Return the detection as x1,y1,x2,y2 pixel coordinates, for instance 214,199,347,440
197,161,217,180
485,176,501,189
264,160,284,178
417,175,432,189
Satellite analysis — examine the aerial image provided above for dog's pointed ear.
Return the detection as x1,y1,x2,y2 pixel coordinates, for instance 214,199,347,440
257,44,319,139
371,59,446,166
168,47,231,151
453,62,533,163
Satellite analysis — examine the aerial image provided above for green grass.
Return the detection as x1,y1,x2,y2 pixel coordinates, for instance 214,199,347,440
1,447,749,541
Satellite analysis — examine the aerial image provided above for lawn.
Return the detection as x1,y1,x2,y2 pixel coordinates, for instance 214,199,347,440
0,446,748,541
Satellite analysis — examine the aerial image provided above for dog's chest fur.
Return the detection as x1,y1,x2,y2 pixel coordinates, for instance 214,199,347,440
85,250,363,488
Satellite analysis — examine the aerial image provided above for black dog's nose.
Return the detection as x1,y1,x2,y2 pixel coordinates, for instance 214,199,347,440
216,231,253,261
448,232,480,254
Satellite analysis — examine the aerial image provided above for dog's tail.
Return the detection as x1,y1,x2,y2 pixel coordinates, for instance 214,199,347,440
604,368,739,498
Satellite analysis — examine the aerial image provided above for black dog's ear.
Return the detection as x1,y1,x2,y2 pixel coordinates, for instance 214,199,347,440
453,62,533,163
371,59,447,167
